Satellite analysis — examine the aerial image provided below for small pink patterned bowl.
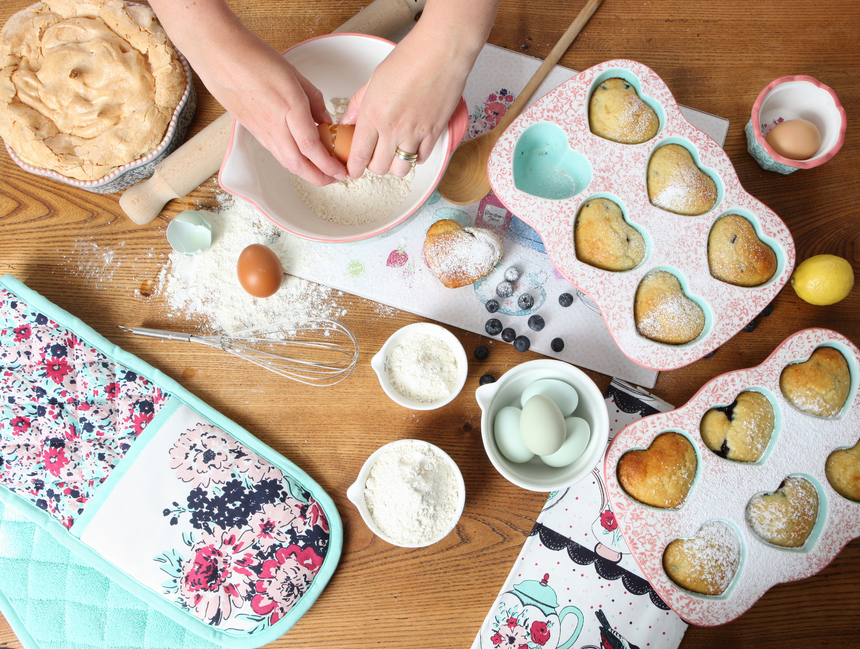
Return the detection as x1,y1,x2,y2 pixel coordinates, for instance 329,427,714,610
745,75,846,174
4,53,196,195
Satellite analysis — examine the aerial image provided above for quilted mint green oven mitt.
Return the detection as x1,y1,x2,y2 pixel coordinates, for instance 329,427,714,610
0,275,342,648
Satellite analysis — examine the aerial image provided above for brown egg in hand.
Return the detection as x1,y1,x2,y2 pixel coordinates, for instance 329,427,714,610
317,122,355,164
237,244,283,298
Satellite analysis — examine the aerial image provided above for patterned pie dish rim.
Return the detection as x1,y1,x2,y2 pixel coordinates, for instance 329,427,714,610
602,328,860,626
486,58,797,371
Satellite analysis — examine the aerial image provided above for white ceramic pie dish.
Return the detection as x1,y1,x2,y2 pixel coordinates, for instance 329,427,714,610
219,33,468,243
486,59,796,371
603,328,860,625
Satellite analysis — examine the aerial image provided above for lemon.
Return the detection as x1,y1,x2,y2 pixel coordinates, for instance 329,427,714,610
791,254,855,305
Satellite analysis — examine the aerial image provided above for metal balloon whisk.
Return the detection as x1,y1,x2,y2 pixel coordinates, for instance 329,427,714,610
120,319,359,386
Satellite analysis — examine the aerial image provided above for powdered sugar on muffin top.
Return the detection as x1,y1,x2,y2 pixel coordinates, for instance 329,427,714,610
426,227,503,284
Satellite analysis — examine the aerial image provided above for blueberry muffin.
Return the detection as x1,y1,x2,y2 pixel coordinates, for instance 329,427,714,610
745,476,819,548
825,439,860,502
647,144,718,216
663,520,741,596
779,346,851,417
589,78,660,144
700,391,775,462
708,214,778,287
634,270,706,345
617,432,697,509
574,198,646,271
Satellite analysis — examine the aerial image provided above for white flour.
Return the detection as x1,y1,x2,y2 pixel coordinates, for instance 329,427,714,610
388,332,458,403
364,440,460,546
290,97,415,226
156,194,346,333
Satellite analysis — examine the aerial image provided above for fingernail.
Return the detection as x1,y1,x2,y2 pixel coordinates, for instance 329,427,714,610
334,173,346,181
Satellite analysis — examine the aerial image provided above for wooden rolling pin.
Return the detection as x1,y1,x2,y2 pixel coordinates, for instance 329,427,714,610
119,0,427,225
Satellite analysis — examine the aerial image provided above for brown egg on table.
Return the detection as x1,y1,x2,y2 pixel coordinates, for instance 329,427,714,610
765,119,821,160
236,244,283,298
317,123,354,164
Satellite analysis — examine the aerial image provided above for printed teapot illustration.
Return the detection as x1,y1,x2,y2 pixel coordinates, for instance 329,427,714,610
488,573,584,649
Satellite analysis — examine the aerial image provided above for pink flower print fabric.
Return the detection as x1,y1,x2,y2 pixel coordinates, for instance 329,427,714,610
158,423,330,631
0,289,169,528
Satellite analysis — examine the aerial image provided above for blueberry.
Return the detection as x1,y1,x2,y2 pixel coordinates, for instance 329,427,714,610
704,349,717,359
485,299,500,313
474,345,489,360
760,302,774,317
513,335,530,352
501,327,516,343
528,314,545,331
485,318,503,336
496,281,515,298
479,374,496,386
504,266,521,282
518,293,534,310
744,320,758,332
558,292,574,307
550,337,564,352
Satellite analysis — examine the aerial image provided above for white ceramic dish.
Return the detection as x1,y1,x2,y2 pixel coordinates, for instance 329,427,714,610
604,328,860,626
346,439,466,548
486,59,796,371
476,359,609,492
219,33,468,243
371,322,468,410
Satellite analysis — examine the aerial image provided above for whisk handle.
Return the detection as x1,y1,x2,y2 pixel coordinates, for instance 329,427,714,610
119,326,194,342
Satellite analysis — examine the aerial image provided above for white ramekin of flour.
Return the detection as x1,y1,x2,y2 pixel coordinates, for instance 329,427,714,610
371,322,468,410
347,439,466,548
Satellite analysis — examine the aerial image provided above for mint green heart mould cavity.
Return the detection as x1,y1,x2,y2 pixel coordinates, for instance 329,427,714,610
513,122,592,200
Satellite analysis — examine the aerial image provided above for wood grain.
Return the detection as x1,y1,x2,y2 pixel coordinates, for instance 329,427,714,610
0,0,858,647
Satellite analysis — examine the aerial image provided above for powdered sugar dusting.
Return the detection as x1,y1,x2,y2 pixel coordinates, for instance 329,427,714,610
664,520,741,595
156,194,346,333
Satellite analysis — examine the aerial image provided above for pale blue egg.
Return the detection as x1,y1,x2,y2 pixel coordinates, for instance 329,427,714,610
520,378,579,417
520,395,566,456
493,406,534,463
541,416,591,467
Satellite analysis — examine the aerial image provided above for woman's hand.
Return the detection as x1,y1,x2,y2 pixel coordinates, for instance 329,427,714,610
149,0,345,186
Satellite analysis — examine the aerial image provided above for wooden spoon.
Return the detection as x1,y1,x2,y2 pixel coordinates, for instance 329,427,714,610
437,0,604,205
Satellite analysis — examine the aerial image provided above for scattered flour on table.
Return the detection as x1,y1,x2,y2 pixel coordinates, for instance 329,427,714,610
364,440,460,546
388,332,459,403
156,194,346,333
290,97,415,226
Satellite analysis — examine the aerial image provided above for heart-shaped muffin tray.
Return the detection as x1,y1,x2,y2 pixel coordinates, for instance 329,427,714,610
603,328,860,625
487,59,796,371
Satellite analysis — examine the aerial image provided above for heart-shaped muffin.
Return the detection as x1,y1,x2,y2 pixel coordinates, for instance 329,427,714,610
634,270,705,345
424,219,503,289
707,214,778,287
647,144,718,216
663,520,741,596
826,439,860,502
617,432,697,508
745,476,819,548
779,346,851,417
574,197,646,271
700,390,775,462
589,77,660,144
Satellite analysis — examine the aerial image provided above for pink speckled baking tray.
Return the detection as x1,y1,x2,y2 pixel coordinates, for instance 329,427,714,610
487,59,796,371
603,328,860,626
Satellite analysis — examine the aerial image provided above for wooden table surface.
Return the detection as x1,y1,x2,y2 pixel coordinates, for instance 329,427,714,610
1,0,858,647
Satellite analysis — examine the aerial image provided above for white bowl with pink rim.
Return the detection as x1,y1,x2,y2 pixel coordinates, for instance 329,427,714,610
745,75,847,174
219,33,468,243
603,328,860,626
486,59,796,372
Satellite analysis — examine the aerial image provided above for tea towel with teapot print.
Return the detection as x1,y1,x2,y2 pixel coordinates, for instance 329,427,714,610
0,274,342,649
471,379,688,649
